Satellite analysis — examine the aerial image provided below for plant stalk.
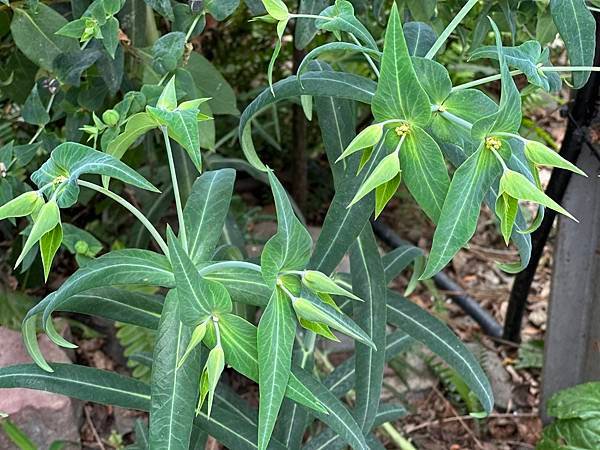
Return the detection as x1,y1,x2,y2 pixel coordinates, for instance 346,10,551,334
162,126,188,251
77,180,169,255
425,0,479,60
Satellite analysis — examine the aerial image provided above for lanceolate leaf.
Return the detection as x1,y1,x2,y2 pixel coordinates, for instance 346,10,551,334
302,404,407,450
167,228,233,326
471,20,522,140
149,290,202,449
387,291,494,414
184,169,236,263
257,288,296,450
261,171,312,287
550,0,596,88
371,2,431,126
324,330,414,398
0,363,151,410
40,223,63,281
35,249,173,350
16,200,60,268
422,146,502,279
350,225,387,431
56,288,163,330
400,125,450,223
292,368,369,450
382,243,424,283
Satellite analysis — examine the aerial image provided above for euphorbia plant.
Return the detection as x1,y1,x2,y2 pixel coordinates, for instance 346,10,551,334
0,0,597,449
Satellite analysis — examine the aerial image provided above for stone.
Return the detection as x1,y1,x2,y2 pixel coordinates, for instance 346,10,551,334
0,327,81,449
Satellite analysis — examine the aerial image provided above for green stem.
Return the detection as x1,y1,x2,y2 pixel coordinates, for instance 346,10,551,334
452,69,521,91
289,13,331,21
349,33,380,77
77,180,169,255
452,66,600,91
161,126,188,251
439,110,473,131
380,423,417,450
425,0,479,59
23,91,56,149
197,261,262,276
495,131,527,143
491,149,509,171
185,14,202,41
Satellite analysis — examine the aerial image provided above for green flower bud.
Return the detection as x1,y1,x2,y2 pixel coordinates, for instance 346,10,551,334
74,240,89,255
102,109,120,127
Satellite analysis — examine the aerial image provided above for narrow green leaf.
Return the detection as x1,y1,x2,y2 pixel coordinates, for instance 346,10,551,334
550,0,596,88
292,368,369,450
239,70,376,172
0,191,43,221
350,225,387,431
56,287,163,330
387,291,494,414
400,125,450,223
382,243,424,284
184,169,236,263
0,363,151,410
324,330,414,398
16,200,60,268
261,171,313,287
371,2,431,126
349,151,400,207
257,287,296,450
336,123,383,163
292,292,375,349
167,228,233,326
40,223,63,281
298,43,381,79
150,290,202,449
499,169,576,221
525,140,587,176
303,270,361,301
422,146,501,279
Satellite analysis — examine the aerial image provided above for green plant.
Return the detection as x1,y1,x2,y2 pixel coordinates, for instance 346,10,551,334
0,0,597,449
538,382,600,450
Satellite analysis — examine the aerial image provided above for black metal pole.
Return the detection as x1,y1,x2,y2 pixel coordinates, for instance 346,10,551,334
502,18,600,342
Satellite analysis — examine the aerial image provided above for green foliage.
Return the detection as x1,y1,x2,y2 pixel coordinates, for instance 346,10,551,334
539,382,600,449
0,0,596,448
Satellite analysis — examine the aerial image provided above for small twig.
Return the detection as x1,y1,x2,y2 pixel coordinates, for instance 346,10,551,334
428,385,484,449
84,405,106,450
405,412,538,433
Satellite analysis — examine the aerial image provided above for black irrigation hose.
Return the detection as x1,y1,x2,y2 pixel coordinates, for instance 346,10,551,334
371,220,504,338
